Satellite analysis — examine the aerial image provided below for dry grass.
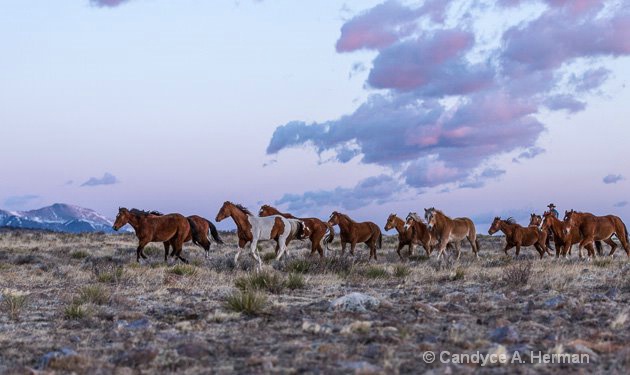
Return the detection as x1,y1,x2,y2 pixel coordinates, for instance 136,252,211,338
1,229,629,373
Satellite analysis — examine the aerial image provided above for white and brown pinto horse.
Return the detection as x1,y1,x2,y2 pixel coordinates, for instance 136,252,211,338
423,208,479,259
328,211,382,260
215,202,308,270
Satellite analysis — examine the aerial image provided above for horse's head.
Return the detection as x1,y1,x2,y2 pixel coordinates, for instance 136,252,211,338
297,221,311,240
404,212,419,230
327,211,341,226
112,207,130,231
384,213,397,231
425,208,437,230
258,205,274,217
529,213,542,227
563,209,577,235
488,217,501,235
215,201,231,222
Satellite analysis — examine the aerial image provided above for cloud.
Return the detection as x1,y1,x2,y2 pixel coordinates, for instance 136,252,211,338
512,146,546,163
267,0,630,201
275,174,405,213
4,195,40,209
603,174,624,184
81,173,119,187
571,67,611,92
90,0,130,7
614,201,628,208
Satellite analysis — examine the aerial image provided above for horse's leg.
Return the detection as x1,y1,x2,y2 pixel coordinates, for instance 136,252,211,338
604,238,618,257
340,241,346,256
276,235,290,261
396,242,404,260
370,239,377,261
534,243,544,259
136,238,150,263
349,241,356,256
515,243,521,258
163,242,170,262
454,242,461,260
250,238,263,271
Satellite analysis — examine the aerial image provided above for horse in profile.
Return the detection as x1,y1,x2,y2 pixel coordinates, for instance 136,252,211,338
541,211,591,258
144,210,223,258
564,210,629,257
215,202,308,270
259,204,334,257
328,211,382,260
488,217,551,258
424,208,479,259
112,208,190,263
385,213,419,259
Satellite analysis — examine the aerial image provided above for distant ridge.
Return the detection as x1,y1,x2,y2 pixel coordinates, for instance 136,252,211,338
0,203,124,234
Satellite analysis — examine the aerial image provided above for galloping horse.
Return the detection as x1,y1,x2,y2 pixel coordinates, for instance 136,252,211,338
424,208,479,259
404,212,452,257
564,210,629,257
384,213,418,259
488,217,550,258
328,211,382,260
112,208,190,263
259,205,334,257
541,211,590,258
215,202,307,270
529,213,554,251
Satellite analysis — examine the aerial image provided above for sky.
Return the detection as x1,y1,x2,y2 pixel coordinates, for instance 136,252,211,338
1,0,629,230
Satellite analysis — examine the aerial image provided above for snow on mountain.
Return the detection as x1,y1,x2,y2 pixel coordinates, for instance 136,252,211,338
0,203,122,233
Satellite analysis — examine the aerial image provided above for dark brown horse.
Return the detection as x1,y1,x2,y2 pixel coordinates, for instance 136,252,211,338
541,211,591,258
328,211,382,260
112,208,190,263
259,205,334,257
488,217,551,258
564,210,629,257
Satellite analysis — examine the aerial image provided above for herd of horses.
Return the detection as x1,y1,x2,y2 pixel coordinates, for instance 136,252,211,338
112,202,630,270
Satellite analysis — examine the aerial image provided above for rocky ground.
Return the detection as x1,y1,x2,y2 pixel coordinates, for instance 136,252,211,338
1,229,629,374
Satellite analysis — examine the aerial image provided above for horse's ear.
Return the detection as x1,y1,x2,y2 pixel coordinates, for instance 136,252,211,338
424,208,429,213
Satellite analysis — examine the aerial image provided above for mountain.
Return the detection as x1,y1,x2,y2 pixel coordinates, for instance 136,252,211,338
0,203,122,234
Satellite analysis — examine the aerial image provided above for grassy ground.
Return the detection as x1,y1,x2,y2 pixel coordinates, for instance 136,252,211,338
1,229,629,374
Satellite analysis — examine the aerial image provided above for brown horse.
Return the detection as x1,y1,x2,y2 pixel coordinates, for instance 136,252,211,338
328,211,382,260
384,213,417,259
112,208,190,263
488,217,550,258
259,205,334,257
424,208,479,259
564,210,629,257
529,213,554,251
541,211,590,258
164,214,223,258
216,202,307,270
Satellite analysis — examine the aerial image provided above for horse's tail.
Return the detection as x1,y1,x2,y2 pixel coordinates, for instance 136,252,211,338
205,218,224,244
378,231,383,249
324,223,335,250
187,218,201,246
595,240,603,255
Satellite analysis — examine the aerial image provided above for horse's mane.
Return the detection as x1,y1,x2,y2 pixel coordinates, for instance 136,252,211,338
503,217,517,225
130,208,163,216
408,212,423,223
231,203,252,216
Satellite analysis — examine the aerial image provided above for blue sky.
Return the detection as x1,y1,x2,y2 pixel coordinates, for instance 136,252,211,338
1,0,628,230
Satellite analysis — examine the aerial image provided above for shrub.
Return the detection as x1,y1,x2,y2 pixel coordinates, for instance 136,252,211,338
393,264,411,278
285,259,312,274
235,270,284,294
448,267,465,281
96,266,124,284
1,292,28,321
64,303,88,320
285,273,306,290
593,257,613,268
169,264,198,277
362,266,389,279
262,252,277,263
76,285,109,305
225,290,266,315
70,250,89,260
502,261,532,287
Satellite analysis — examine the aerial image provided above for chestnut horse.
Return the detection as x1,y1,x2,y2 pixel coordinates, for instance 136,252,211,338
259,205,334,257
529,213,554,251
112,208,190,263
424,208,479,259
564,210,629,257
215,202,307,270
488,217,551,258
403,213,453,257
328,211,382,260
541,211,593,258
144,211,224,258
